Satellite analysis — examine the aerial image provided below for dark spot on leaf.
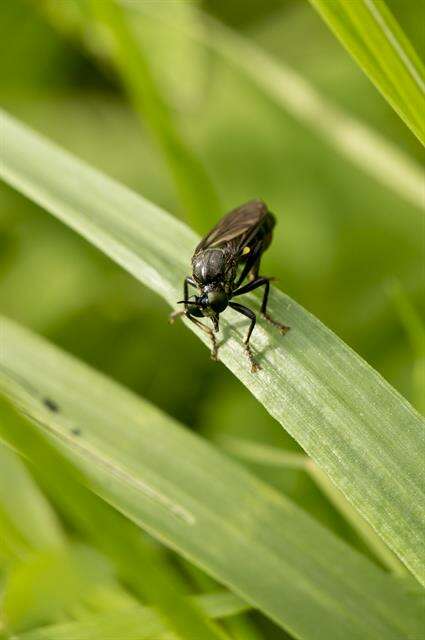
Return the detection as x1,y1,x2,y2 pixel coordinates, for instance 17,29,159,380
43,398,59,412
71,427,81,436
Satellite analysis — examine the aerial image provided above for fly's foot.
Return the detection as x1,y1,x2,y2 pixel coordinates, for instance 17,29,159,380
262,312,290,335
244,342,261,373
169,310,185,324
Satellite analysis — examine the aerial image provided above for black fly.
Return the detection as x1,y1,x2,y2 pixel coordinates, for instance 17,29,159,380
170,199,289,372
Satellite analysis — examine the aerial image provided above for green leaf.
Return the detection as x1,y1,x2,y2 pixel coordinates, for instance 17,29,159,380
87,0,220,228
0,444,65,555
219,437,405,574
0,109,423,586
389,281,425,414
0,401,230,640
15,591,249,640
309,0,425,145
3,545,113,632
0,320,424,640
130,3,424,210
38,0,424,210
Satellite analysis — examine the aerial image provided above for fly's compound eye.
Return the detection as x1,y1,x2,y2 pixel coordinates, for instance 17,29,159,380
207,290,228,313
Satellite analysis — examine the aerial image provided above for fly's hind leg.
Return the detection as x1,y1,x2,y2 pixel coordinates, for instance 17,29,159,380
248,256,260,282
186,313,218,361
229,302,261,373
232,277,289,335
259,279,289,335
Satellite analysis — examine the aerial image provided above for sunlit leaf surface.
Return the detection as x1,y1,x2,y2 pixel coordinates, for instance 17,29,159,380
1,319,424,639
0,109,424,586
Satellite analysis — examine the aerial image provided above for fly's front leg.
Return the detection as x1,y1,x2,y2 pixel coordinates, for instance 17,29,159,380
232,277,289,335
169,276,197,324
229,302,260,373
186,313,218,361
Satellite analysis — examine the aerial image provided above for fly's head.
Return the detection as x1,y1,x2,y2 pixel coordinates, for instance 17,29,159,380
180,284,228,332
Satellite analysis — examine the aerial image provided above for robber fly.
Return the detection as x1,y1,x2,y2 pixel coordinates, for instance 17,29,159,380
170,199,289,372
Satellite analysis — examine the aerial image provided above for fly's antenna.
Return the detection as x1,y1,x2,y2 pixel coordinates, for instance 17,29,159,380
177,300,204,306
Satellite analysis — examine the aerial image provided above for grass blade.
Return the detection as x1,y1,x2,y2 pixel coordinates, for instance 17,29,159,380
0,403,230,640
389,281,425,414
38,0,424,210
15,591,249,640
220,437,405,575
88,0,220,228
0,444,64,555
2,545,113,633
0,109,424,586
0,319,424,639
132,4,424,211
309,0,425,145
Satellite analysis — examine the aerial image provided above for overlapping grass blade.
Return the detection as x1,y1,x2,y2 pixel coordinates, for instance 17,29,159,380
309,0,425,145
3,544,115,633
219,437,405,574
0,318,424,639
15,591,248,640
188,8,425,210
0,110,423,584
0,400,230,640
0,444,64,555
39,0,425,211
389,281,425,414
88,0,220,228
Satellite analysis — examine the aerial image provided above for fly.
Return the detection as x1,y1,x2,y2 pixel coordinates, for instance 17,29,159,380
170,199,289,372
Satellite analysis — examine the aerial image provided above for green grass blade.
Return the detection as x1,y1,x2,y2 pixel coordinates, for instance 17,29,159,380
0,319,424,639
389,281,425,414
309,0,425,145
88,0,220,229
220,437,406,575
3,545,114,633
132,4,424,211
0,402,230,640
0,110,424,586
16,591,249,640
38,0,424,211
306,462,408,576
0,444,65,554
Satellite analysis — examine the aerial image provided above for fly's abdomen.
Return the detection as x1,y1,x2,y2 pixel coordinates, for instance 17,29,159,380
239,212,275,261
261,212,276,251
260,212,275,239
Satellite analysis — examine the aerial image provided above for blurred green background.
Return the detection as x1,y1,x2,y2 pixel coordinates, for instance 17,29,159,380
0,0,423,636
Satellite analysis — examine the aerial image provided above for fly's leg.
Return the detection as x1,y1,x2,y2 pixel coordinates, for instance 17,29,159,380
169,276,197,324
169,278,218,361
248,256,260,282
169,309,185,323
234,247,261,288
229,302,260,373
232,277,290,335
259,279,290,334
186,313,218,361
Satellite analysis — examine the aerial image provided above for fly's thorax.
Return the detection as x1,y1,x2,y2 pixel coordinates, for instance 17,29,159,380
192,248,225,284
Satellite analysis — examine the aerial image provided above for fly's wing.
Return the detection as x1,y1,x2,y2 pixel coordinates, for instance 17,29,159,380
194,199,268,255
